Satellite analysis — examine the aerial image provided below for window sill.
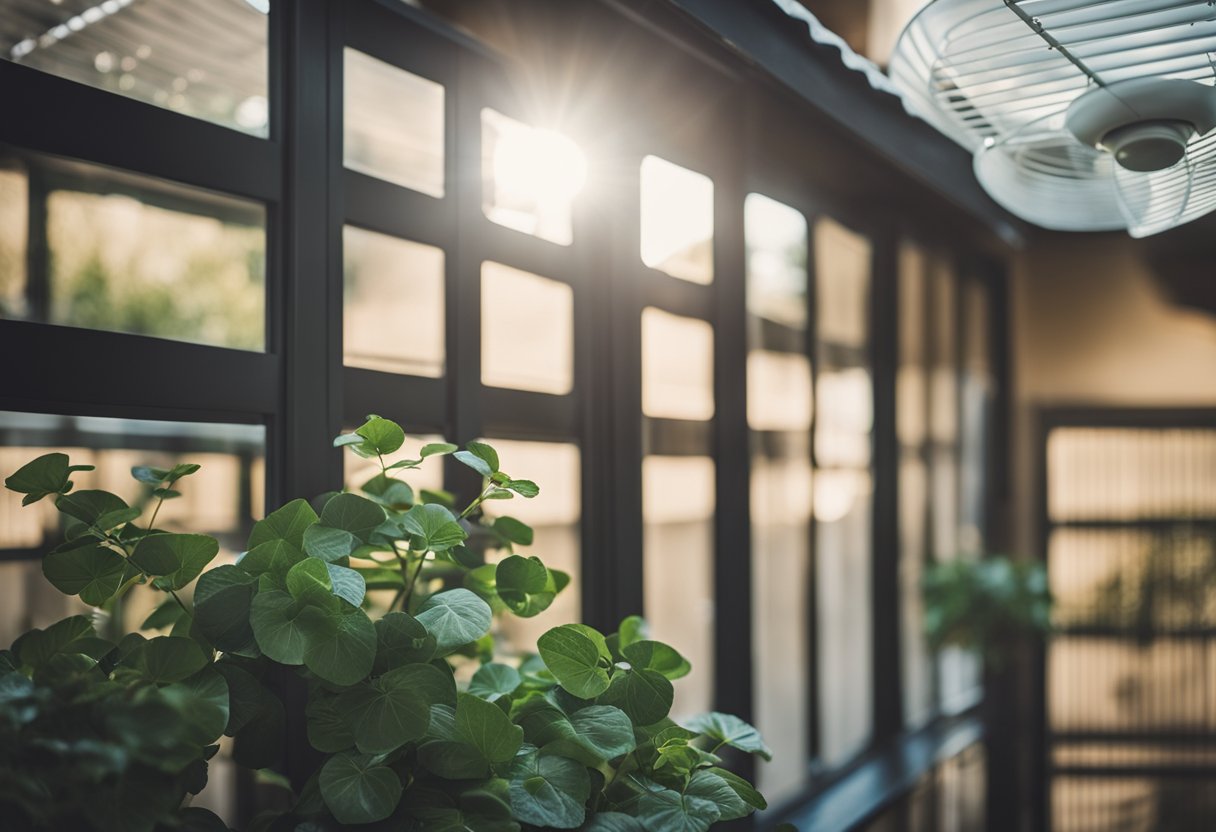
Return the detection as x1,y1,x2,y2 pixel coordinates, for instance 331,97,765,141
764,712,986,831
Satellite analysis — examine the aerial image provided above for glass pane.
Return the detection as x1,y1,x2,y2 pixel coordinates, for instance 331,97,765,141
900,454,935,728
745,193,812,802
0,410,265,642
643,455,715,718
481,109,585,246
344,48,444,197
751,435,812,804
2,0,269,135
481,439,581,651
640,156,713,285
343,225,445,377
481,262,573,395
641,307,714,421
0,164,27,318
815,470,874,765
814,217,870,348
930,257,958,444
898,242,928,448
745,193,807,330
0,152,266,349
815,367,873,468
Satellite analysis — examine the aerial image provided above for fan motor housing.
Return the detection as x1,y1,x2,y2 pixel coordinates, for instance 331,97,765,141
1066,78,1216,172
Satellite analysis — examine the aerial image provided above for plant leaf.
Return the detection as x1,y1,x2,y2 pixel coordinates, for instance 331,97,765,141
194,565,258,654
599,668,673,726
416,589,492,655
537,625,611,699
496,555,555,617
336,667,433,754
401,503,468,552
456,692,524,763
468,662,521,702
4,452,74,503
299,606,377,686
507,745,589,829
54,490,129,527
637,787,720,832
355,416,406,456
319,751,403,825
621,640,691,680
493,516,534,546
373,611,436,672
320,493,386,543
250,590,310,665
681,712,772,761
41,544,126,605
148,534,220,590
128,636,208,684
249,499,318,550
302,524,357,563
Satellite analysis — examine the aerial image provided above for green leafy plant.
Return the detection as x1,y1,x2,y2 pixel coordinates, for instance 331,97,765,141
922,556,1052,665
1,415,770,831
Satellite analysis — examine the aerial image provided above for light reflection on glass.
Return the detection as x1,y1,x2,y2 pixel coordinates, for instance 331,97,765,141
643,455,715,719
481,262,573,395
640,156,713,285
745,193,807,329
343,225,445,377
642,307,714,421
814,218,871,348
482,109,585,246
0,167,27,318
344,48,444,197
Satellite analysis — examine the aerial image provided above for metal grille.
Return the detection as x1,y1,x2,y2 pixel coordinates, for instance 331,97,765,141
1045,420,1216,831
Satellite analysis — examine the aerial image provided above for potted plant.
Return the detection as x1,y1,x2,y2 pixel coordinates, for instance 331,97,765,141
1,415,771,831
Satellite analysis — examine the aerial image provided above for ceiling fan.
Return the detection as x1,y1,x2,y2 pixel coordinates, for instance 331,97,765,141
888,0,1216,237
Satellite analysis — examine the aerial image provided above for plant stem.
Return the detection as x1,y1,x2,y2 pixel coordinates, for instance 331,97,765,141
402,552,427,608
458,483,495,520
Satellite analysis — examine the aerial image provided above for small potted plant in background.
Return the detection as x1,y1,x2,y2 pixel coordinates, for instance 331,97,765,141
0,415,771,831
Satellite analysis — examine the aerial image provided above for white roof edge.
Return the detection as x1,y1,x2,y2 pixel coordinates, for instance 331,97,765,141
767,0,924,120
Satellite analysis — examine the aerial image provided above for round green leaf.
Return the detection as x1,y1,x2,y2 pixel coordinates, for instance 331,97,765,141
303,524,357,563
637,787,720,832
417,740,491,780
287,558,335,606
238,539,304,577
507,745,589,829
468,662,521,702
5,452,73,503
161,668,230,745
336,671,432,755
564,705,636,763
496,556,555,617
493,516,533,546
506,479,540,498
299,606,376,685
194,565,258,654
147,534,220,590
319,752,403,825
306,689,356,752
682,712,772,761
537,625,611,699
320,493,386,543
54,490,129,527
706,766,767,812
128,636,208,684
373,611,436,672
401,503,468,553
250,590,310,665
249,498,318,550
41,544,126,605
326,563,366,608
355,416,406,456
456,692,524,764
621,640,691,680
416,589,492,655
599,668,673,726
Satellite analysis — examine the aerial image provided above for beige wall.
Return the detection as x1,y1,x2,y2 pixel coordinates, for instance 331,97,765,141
1009,232,1216,553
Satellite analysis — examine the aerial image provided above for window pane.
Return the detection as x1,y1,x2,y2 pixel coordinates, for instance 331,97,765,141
745,192,812,802
813,215,874,766
482,109,584,246
344,48,444,197
815,218,870,348
745,193,808,330
481,439,581,651
0,410,265,642
481,262,573,395
2,0,269,134
643,455,715,718
640,156,713,285
343,225,445,377
642,307,714,421
815,470,874,765
0,153,266,349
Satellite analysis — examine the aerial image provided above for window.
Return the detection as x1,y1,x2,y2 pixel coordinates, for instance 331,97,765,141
814,216,874,767
481,262,574,395
0,151,266,350
481,109,584,246
745,193,812,803
641,307,714,421
1,0,270,135
640,156,713,285
643,454,716,718
343,226,445,377
343,48,444,197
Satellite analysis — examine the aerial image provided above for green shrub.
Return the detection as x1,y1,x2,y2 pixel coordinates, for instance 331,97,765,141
1,415,769,831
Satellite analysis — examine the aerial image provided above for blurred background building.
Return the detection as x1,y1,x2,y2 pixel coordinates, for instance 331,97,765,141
1,0,1213,829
